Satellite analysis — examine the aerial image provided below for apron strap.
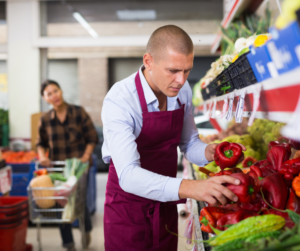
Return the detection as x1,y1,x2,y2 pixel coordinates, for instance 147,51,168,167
135,72,148,113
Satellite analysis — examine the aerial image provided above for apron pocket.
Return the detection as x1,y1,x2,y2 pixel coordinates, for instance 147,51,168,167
122,203,147,250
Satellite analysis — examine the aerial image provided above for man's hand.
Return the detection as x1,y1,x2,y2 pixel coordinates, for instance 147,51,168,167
205,143,247,162
40,157,51,167
179,176,241,206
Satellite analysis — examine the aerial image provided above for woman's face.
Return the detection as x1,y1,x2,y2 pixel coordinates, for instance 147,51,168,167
43,84,64,107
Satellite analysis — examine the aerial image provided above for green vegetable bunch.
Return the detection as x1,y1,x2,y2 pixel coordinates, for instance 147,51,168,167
220,4,272,55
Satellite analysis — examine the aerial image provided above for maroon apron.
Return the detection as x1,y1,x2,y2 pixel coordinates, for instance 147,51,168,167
104,72,186,251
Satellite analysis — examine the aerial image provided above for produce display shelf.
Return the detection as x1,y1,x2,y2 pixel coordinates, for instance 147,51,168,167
197,66,300,123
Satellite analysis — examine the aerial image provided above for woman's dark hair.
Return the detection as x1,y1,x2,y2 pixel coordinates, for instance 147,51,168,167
41,80,61,96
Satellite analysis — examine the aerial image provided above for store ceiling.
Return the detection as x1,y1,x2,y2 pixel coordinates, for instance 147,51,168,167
46,0,223,23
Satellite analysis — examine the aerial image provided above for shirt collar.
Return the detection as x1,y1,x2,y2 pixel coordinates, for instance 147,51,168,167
50,102,71,121
138,65,179,107
138,65,157,105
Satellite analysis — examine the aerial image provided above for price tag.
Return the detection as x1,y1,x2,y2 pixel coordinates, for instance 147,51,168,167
211,98,217,118
208,102,213,117
203,102,207,115
235,89,246,123
226,93,235,121
0,166,12,194
248,85,262,126
220,97,228,118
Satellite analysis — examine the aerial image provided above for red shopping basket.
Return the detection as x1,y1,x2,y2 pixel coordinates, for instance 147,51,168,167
0,197,29,251
0,213,28,251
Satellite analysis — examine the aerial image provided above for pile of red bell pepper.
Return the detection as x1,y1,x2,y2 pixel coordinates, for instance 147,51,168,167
199,140,300,233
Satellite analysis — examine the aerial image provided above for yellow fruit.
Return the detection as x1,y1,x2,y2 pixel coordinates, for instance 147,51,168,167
232,54,238,63
254,35,269,47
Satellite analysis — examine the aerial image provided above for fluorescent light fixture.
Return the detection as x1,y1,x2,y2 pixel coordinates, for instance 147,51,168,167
116,10,156,20
73,12,98,38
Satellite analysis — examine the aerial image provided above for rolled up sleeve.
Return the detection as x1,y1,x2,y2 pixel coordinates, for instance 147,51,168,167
36,117,49,149
81,108,99,145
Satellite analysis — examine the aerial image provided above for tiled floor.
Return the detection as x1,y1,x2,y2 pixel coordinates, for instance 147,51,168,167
26,172,194,251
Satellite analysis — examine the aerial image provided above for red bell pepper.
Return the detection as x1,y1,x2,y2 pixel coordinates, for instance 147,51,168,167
269,141,292,154
267,145,292,171
242,157,257,168
221,203,241,212
248,165,263,185
225,173,257,203
213,167,243,177
199,207,232,233
216,209,258,230
251,160,275,177
279,158,300,181
33,168,48,176
263,209,295,228
286,188,300,214
260,173,288,210
214,142,244,170
290,139,300,150
239,193,268,212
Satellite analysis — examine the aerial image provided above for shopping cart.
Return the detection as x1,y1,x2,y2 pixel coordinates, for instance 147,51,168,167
27,161,88,251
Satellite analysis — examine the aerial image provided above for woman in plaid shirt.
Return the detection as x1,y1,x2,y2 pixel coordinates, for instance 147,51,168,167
37,80,98,251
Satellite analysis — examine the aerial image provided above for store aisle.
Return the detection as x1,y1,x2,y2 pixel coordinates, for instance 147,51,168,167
27,172,192,251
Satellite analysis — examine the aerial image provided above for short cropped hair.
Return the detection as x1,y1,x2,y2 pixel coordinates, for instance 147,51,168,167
146,25,194,61
41,80,61,96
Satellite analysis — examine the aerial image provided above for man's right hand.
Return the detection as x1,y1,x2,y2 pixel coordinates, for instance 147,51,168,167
39,157,51,167
178,175,240,206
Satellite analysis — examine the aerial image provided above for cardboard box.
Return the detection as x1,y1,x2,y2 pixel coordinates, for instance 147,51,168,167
31,112,43,151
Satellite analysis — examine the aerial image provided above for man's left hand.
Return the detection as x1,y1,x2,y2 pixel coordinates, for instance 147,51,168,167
205,143,247,162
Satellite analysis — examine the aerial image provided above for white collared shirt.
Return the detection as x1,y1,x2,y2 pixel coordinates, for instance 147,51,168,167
101,66,208,202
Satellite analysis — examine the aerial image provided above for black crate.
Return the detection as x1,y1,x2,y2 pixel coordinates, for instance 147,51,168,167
201,87,210,101
228,53,257,89
214,69,235,96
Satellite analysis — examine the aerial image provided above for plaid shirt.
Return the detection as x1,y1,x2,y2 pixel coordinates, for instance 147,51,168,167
36,103,98,161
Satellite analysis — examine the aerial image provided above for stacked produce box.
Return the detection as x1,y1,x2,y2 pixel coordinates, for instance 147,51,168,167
193,0,300,106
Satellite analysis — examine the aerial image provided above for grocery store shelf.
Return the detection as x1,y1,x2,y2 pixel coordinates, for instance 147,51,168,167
198,67,300,123
211,0,264,53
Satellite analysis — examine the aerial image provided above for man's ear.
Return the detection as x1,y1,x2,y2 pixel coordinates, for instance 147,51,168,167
143,53,154,72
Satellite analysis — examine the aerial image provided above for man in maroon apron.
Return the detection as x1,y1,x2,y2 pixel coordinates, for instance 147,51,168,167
102,25,243,250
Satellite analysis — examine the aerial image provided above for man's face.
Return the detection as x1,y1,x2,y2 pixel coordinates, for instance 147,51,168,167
144,48,193,97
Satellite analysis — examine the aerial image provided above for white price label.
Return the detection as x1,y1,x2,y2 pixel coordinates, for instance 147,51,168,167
235,95,245,123
0,166,12,194
208,102,213,117
211,99,217,118
220,97,228,118
203,102,207,115
248,85,262,126
226,98,234,121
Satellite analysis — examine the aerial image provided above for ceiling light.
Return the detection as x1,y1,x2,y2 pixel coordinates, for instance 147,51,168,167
116,10,156,21
73,12,98,38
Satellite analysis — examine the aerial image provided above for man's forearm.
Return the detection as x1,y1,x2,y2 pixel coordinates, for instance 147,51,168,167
178,179,198,199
